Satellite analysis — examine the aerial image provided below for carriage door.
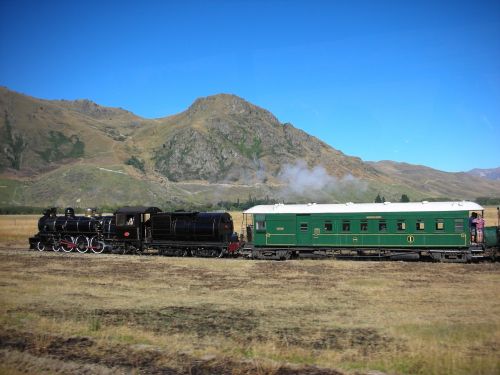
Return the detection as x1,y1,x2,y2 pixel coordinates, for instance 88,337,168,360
296,214,312,246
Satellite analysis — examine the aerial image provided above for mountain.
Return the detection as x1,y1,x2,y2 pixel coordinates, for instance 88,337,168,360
134,94,383,183
369,161,500,200
1,86,500,208
467,167,500,181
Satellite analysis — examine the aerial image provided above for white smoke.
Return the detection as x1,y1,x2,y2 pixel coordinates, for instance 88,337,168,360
277,160,367,201
278,160,335,194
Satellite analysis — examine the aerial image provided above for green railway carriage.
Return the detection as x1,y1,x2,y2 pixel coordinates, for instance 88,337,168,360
243,201,487,261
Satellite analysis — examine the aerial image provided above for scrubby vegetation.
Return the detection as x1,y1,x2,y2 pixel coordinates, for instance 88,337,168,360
36,130,85,162
125,155,145,173
2,111,27,170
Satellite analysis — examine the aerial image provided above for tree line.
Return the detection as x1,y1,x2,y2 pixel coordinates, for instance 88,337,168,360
374,194,410,203
1,195,499,215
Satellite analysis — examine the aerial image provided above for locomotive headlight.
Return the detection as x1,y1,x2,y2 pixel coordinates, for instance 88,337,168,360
124,231,130,237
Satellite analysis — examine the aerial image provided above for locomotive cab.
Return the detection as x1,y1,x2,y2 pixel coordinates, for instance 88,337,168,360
114,206,161,247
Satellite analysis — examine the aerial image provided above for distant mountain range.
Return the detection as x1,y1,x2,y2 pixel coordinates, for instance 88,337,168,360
1,86,499,208
466,167,500,181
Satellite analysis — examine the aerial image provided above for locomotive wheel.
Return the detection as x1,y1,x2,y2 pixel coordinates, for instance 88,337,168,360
61,235,74,252
90,236,105,254
210,249,224,258
76,236,89,253
36,241,45,251
52,242,61,252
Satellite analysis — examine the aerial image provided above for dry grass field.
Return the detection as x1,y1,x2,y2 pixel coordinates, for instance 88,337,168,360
0,208,499,374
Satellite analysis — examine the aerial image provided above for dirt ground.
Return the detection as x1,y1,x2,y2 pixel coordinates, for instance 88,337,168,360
0,245,499,375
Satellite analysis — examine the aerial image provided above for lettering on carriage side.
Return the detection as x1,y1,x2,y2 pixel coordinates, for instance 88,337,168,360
276,227,284,231
352,237,358,243
407,235,415,244
366,216,382,219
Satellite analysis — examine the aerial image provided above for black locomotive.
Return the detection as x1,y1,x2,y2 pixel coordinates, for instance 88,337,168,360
29,206,242,257
30,207,111,253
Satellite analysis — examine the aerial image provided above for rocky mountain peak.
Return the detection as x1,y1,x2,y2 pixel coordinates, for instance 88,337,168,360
186,94,280,125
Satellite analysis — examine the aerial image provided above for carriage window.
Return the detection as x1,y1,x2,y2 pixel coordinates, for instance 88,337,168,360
116,214,127,226
324,221,332,231
300,223,308,232
454,219,464,232
416,220,425,231
255,220,266,231
360,220,368,231
342,220,351,232
397,220,406,231
379,220,387,232
435,219,444,230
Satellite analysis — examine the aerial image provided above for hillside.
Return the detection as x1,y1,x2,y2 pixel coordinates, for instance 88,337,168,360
1,86,500,208
0,87,155,175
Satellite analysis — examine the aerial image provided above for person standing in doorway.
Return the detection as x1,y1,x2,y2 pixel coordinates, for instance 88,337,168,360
469,212,478,243
474,214,485,243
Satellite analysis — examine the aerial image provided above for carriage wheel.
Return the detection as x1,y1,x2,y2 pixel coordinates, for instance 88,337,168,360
90,236,105,254
36,241,45,251
61,235,74,252
76,235,89,253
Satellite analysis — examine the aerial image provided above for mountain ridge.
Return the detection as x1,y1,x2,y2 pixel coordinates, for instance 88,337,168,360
1,86,499,207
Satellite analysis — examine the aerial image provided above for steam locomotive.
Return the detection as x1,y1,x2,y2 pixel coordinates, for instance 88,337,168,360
28,201,500,262
29,206,242,257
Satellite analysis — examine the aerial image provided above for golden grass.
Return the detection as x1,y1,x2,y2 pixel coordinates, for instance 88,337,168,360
0,215,38,244
0,249,499,374
483,206,499,227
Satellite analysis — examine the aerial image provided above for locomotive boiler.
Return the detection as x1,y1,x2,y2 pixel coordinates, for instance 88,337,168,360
31,207,110,253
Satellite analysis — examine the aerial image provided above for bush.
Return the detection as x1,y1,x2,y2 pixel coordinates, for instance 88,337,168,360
125,156,145,173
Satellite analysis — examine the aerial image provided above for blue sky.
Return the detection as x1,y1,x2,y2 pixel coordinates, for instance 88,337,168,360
1,0,499,172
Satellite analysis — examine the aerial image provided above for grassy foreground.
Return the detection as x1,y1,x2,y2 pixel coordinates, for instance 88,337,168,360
0,248,499,374
0,209,499,374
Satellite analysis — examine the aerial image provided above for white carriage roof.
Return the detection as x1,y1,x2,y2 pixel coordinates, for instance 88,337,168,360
244,201,483,215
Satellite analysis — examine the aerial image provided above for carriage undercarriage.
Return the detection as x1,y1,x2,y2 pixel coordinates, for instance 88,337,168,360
245,245,498,263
